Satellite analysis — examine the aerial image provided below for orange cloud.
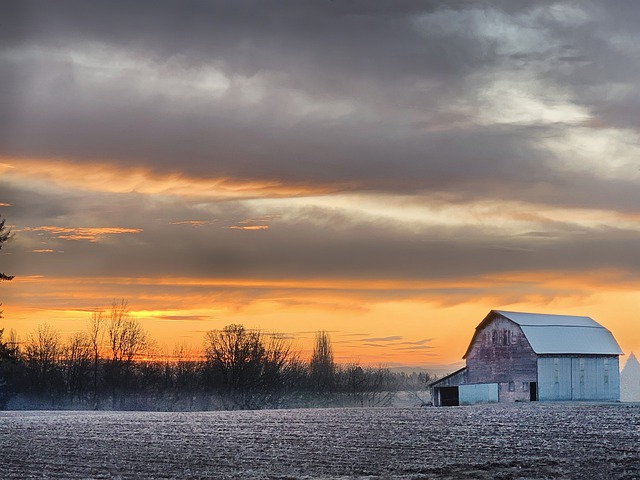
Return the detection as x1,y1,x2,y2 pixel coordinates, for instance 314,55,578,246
226,225,270,231
21,226,143,242
1,157,345,199
171,220,213,227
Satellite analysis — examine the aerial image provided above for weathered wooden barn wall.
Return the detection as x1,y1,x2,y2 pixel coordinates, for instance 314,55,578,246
465,316,537,402
537,356,620,401
432,368,467,387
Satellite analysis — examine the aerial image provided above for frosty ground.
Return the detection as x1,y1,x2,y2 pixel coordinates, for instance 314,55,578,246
1,403,638,479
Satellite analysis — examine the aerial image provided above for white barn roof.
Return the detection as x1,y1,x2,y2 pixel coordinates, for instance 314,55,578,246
495,310,623,355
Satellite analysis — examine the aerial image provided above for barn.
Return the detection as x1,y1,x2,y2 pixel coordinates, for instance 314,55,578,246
430,310,623,406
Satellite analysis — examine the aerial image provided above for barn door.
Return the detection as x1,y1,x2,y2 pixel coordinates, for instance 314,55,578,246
529,382,537,401
439,387,459,406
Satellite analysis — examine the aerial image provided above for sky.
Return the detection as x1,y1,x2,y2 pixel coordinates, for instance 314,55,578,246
1,1,639,372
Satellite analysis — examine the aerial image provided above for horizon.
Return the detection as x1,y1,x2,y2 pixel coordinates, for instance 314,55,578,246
1,1,639,370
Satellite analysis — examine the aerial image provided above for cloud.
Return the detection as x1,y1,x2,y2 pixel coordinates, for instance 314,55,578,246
155,315,212,322
170,221,214,227
20,226,143,242
361,336,404,343
225,225,269,231
3,0,639,212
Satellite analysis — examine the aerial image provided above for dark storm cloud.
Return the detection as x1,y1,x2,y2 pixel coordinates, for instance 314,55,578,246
5,0,640,211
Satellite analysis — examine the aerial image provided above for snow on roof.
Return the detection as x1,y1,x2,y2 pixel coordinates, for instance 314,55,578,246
495,310,623,355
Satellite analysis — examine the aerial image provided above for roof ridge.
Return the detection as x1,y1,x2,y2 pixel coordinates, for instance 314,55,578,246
520,324,604,329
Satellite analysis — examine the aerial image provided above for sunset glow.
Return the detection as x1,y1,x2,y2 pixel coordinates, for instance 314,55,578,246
2,2,639,374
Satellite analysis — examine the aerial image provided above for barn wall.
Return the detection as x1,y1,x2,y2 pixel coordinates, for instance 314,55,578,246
465,316,537,402
429,369,467,406
537,356,620,401
459,383,498,405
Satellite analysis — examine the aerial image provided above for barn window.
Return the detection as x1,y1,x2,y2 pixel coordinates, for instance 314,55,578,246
604,358,609,384
501,330,509,346
492,331,498,345
508,381,515,392
522,382,529,392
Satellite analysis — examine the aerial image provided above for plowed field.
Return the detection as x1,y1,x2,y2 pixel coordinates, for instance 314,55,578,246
1,403,638,479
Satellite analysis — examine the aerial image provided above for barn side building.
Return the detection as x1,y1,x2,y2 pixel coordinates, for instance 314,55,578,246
430,310,623,406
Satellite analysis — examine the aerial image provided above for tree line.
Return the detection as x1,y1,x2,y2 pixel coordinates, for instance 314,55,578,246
0,301,431,410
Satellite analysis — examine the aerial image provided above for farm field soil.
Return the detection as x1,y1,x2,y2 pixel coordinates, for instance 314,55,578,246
1,403,638,479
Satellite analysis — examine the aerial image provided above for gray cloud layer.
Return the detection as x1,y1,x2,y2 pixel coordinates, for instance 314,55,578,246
3,2,640,202
2,1,640,291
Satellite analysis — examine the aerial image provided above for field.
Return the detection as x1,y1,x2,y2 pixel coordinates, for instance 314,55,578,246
1,403,638,479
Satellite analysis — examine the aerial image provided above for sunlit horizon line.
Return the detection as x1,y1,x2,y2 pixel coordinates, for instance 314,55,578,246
8,268,639,292
0,157,353,199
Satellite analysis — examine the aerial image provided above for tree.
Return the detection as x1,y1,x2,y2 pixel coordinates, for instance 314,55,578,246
87,310,105,407
61,332,93,404
0,215,13,283
205,324,266,393
0,328,20,408
24,324,63,401
171,344,201,409
309,331,336,393
108,300,147,364
104,300,148,406
204,324,294,409
0,214,14,322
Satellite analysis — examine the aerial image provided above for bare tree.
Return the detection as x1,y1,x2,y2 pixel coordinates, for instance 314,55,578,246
24,324,63,400
62,332,93,404
310,331,336,393
108,300,148,364
337,363,394,407
87,310,105,407
0,215,13,284
205,324,265,392
204,324,295,408
0,215,14,322
105,300,148,406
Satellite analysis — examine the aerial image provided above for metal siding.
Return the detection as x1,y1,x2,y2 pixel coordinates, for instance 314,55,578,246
459,383,499,405
586,357,619,401
538,356,620,401
610,357,621,401
537,357,572,401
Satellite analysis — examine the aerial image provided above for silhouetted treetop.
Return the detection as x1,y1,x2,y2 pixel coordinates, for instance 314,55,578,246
0,215,14,282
